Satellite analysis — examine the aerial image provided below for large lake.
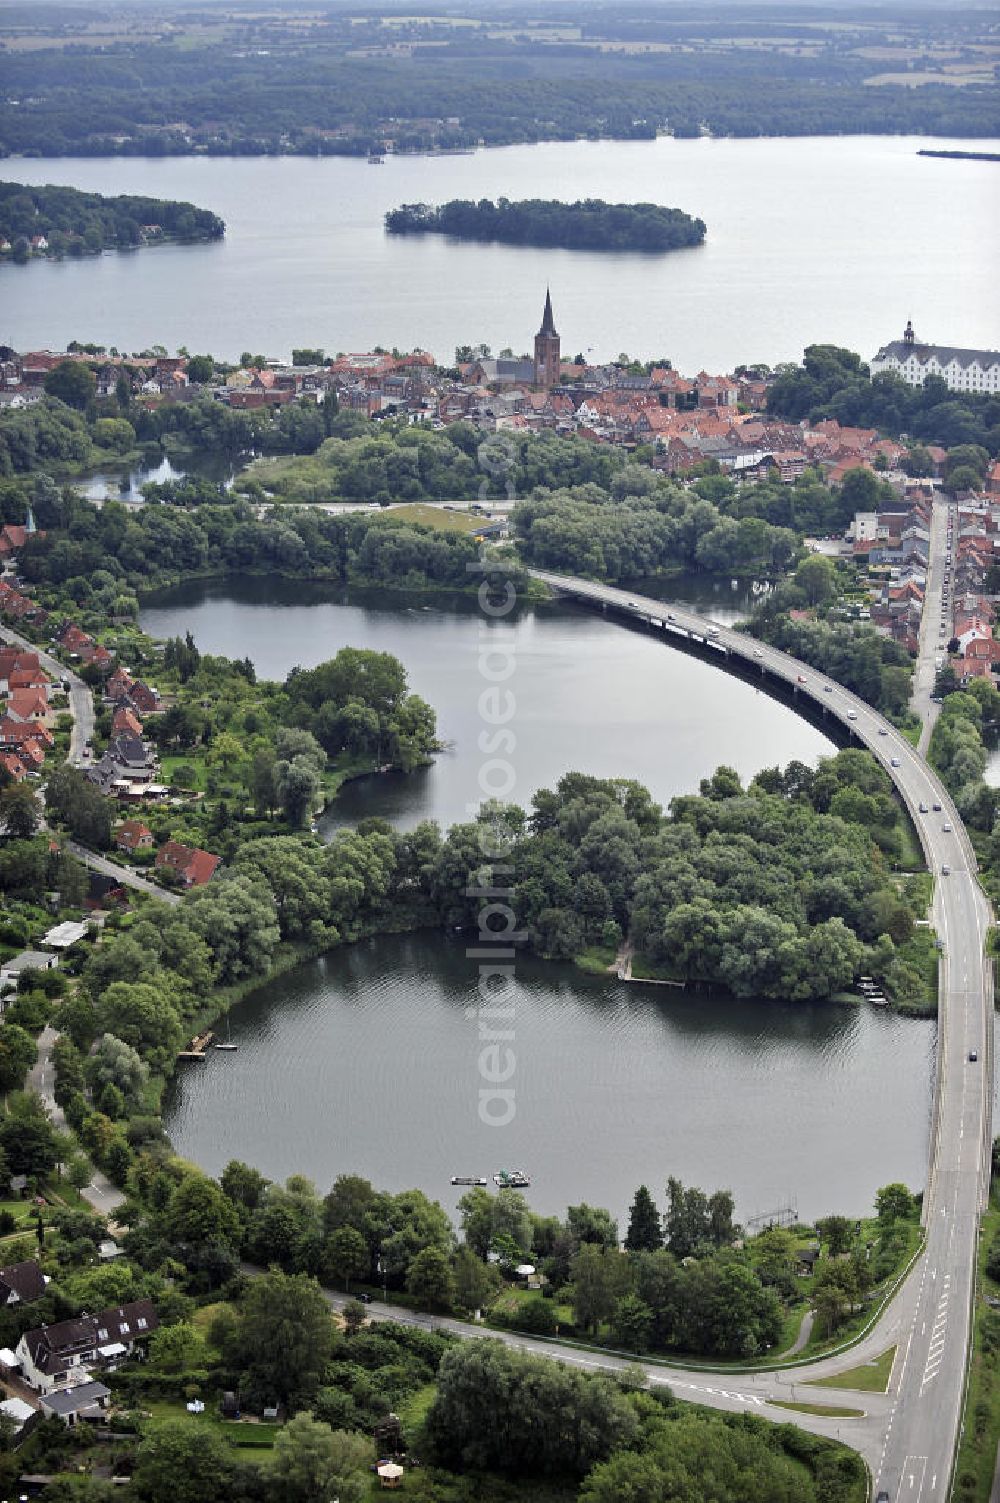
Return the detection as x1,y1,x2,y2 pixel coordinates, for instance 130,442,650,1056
148,583,937,1222
4,135,999,369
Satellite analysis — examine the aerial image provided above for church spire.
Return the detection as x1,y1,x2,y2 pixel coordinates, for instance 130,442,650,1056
538,287,558,338
533,286,561,389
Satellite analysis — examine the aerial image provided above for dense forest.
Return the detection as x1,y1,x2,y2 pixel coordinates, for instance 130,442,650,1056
0,181,224,262
0,2,996,157
385,198,707,252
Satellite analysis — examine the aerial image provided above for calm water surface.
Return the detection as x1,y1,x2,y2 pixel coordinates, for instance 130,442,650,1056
148,584,938,1220
140,578,833,830
4,135,998,368
163,932,935,1225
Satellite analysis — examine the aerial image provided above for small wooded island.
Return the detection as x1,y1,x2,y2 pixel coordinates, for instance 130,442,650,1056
0,180,225,263
385,197,707,253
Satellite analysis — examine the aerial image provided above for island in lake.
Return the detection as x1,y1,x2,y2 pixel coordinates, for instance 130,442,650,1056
917,149,1000,163
384,197,707,253
0,180,225,263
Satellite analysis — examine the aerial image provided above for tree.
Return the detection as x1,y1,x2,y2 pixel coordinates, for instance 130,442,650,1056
406,1245,456,1310
86,1032,148,1103
624,1185,662,1253
147,1322,208,1375
233,1270,334,1410
0,1096,58,1178
812,1259,860,1335
570,1243,618,1334
323,1225,369,1291
166,1174,242,1254
612,1292,653,1352
133,1420,235,1503
43,360,97,410
45,765,112,848
342,1298,367,1335
0,783,42,838
426,1340,637,1479
876,1183,914,1224
221,1159,270,1216
270,1413,371,1503
794,553,837,605
453,1245,501,1313
816,1214,856,1256
185,355,214,384
0,1024,36,1093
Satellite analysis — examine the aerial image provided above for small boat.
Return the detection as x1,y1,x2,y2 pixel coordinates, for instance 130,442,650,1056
451,1176,488,1187
214,1017,238,1051
494,1169,531,1189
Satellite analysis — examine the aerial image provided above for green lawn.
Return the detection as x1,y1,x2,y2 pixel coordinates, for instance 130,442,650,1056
951,1200,1000,1502
384,503,484,534
806,1345,896,1393
159,753,209,792
141,1398,281,1454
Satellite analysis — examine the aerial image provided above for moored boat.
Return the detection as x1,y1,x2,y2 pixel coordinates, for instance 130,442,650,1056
493,1169,531,1189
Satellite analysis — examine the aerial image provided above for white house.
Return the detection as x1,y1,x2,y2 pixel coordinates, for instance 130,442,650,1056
16,1300,158,1394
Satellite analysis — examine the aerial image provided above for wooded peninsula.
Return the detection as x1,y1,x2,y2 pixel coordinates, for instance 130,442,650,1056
384,198,707,253
0,181,225,263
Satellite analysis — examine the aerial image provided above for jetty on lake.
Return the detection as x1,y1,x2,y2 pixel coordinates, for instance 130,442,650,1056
178,1030,214,1060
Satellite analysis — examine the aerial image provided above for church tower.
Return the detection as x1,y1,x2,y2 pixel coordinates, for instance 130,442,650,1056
533,288,560,389
903,318,915,346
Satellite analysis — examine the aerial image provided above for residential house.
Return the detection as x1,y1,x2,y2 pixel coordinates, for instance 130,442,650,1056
154,840,221,887
16,1299,158,1394
127,681,161,716
0,950,57,995
116,819,154,854
112,706,144,738
0,1259,47,1307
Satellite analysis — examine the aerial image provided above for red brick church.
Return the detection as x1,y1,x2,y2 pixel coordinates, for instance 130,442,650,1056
533,287,561,388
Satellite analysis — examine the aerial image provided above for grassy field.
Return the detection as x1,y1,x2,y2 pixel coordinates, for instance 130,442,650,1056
951,1198,1000,1502
385,503,484,534
806,1345,896,1393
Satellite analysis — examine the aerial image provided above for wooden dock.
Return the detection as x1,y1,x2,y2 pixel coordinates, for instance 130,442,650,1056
178,1030,214,1060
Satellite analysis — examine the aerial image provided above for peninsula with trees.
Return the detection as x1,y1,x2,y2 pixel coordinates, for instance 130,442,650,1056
0,181,224,264
385,198,707,253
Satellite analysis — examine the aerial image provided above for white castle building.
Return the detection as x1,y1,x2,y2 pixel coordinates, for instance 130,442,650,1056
871,321,1000,395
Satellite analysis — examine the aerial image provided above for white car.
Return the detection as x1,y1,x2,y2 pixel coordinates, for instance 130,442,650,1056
847,710,858,720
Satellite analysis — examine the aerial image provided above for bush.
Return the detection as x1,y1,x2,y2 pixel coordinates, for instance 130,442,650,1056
493,1293,558,1336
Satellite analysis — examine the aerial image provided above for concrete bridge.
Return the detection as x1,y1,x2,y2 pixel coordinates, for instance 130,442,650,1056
531,569,994,1500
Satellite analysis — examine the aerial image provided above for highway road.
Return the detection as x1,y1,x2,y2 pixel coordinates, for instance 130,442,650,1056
530,568,993,1498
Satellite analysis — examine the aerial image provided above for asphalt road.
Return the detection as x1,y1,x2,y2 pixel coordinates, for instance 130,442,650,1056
29,1025,125,1216
530,567,993,1497
65,838,181,906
